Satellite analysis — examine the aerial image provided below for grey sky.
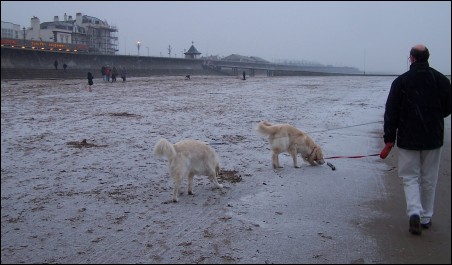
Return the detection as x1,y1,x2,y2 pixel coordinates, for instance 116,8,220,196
1,1,451,74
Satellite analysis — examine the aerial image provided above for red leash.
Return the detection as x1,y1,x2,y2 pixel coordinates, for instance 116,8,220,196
325,154,379,170
325,154,380,159
324,144,394,171
325,143,394,160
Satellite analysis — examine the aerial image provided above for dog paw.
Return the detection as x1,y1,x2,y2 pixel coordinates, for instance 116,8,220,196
162,199,176,204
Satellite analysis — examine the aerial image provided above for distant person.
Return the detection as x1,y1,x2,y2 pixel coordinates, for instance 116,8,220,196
105,66,111,82
120,67,127,82
54,60,58,70
111,67,118,82
101,65,106,81
185,74,190,80
242,71,246,80
383,44,451,236
63,63,67,72
87,72,94,92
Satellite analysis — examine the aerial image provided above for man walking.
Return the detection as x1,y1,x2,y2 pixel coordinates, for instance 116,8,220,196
383,44,451,235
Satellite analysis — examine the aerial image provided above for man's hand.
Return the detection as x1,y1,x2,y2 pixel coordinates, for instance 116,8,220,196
380,142,394,159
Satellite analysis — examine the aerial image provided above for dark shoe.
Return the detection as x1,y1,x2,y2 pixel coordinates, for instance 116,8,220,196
409,214,422,235
421,221,432,229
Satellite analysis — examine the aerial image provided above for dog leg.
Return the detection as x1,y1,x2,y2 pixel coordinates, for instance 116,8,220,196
172,175,182,202
289,147,300,168
188,172,194,195
272,151,282,168
209,172,223,189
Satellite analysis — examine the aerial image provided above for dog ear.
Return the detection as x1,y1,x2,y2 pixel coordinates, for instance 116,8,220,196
315,148,325,164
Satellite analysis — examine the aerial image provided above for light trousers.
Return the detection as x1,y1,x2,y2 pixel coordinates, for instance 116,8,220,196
398,147,442,224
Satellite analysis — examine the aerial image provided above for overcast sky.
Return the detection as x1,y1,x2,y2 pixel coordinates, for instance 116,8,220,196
1,1,450,74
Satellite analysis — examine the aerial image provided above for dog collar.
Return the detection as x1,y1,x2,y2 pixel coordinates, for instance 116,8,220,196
307,147,317,160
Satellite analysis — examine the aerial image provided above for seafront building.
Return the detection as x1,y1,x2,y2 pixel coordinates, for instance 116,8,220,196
1,12,118,54
2,13,362,77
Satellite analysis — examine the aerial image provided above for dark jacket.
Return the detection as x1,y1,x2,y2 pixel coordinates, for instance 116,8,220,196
384,61,451,150
87,72,94,85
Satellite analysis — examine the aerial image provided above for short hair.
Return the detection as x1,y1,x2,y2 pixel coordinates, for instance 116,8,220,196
410,46,430,62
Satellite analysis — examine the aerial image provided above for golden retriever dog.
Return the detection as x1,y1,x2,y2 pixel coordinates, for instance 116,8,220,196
256,121,325,169
153,138,223,202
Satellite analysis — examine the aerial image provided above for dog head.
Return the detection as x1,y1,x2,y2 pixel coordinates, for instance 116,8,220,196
307,146,325,165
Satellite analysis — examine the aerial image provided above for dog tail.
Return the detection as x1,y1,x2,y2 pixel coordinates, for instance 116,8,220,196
256,121,276,137
153,138,176,160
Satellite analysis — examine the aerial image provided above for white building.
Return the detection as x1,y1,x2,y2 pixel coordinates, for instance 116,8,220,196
2,13,118,54
1,21,22,39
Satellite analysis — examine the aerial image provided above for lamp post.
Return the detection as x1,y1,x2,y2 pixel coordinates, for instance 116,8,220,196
146,46,149,56
22,27,26,46
136,41,141,56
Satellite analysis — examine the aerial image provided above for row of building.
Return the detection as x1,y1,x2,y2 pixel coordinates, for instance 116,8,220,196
2,12,118,54
1,12,272,64
1,12,207,59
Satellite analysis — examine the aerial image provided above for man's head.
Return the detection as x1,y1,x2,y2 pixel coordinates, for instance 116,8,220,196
409,44,430,63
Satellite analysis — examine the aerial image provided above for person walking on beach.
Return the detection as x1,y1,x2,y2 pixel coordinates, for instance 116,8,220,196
101,65,106,81
111,66,118,82
120,67,127,82
54,60,58,70
105,66,111,82
242,71,246,80
87,72,94,92
383,44,451,235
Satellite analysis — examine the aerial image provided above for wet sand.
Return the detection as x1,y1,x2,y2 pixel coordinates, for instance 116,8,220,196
1,76,450,264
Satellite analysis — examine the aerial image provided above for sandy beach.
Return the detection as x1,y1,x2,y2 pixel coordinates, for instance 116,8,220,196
1,75,450,264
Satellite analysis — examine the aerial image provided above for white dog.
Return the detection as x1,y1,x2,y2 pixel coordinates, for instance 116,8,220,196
153,138,223,202
256,121,325,169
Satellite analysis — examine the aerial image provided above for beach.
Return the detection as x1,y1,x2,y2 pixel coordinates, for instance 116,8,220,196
1,75,450,264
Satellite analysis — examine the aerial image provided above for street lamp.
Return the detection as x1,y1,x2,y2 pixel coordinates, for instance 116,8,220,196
136,41,141,56
146,46,149,56
22,27,26,46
